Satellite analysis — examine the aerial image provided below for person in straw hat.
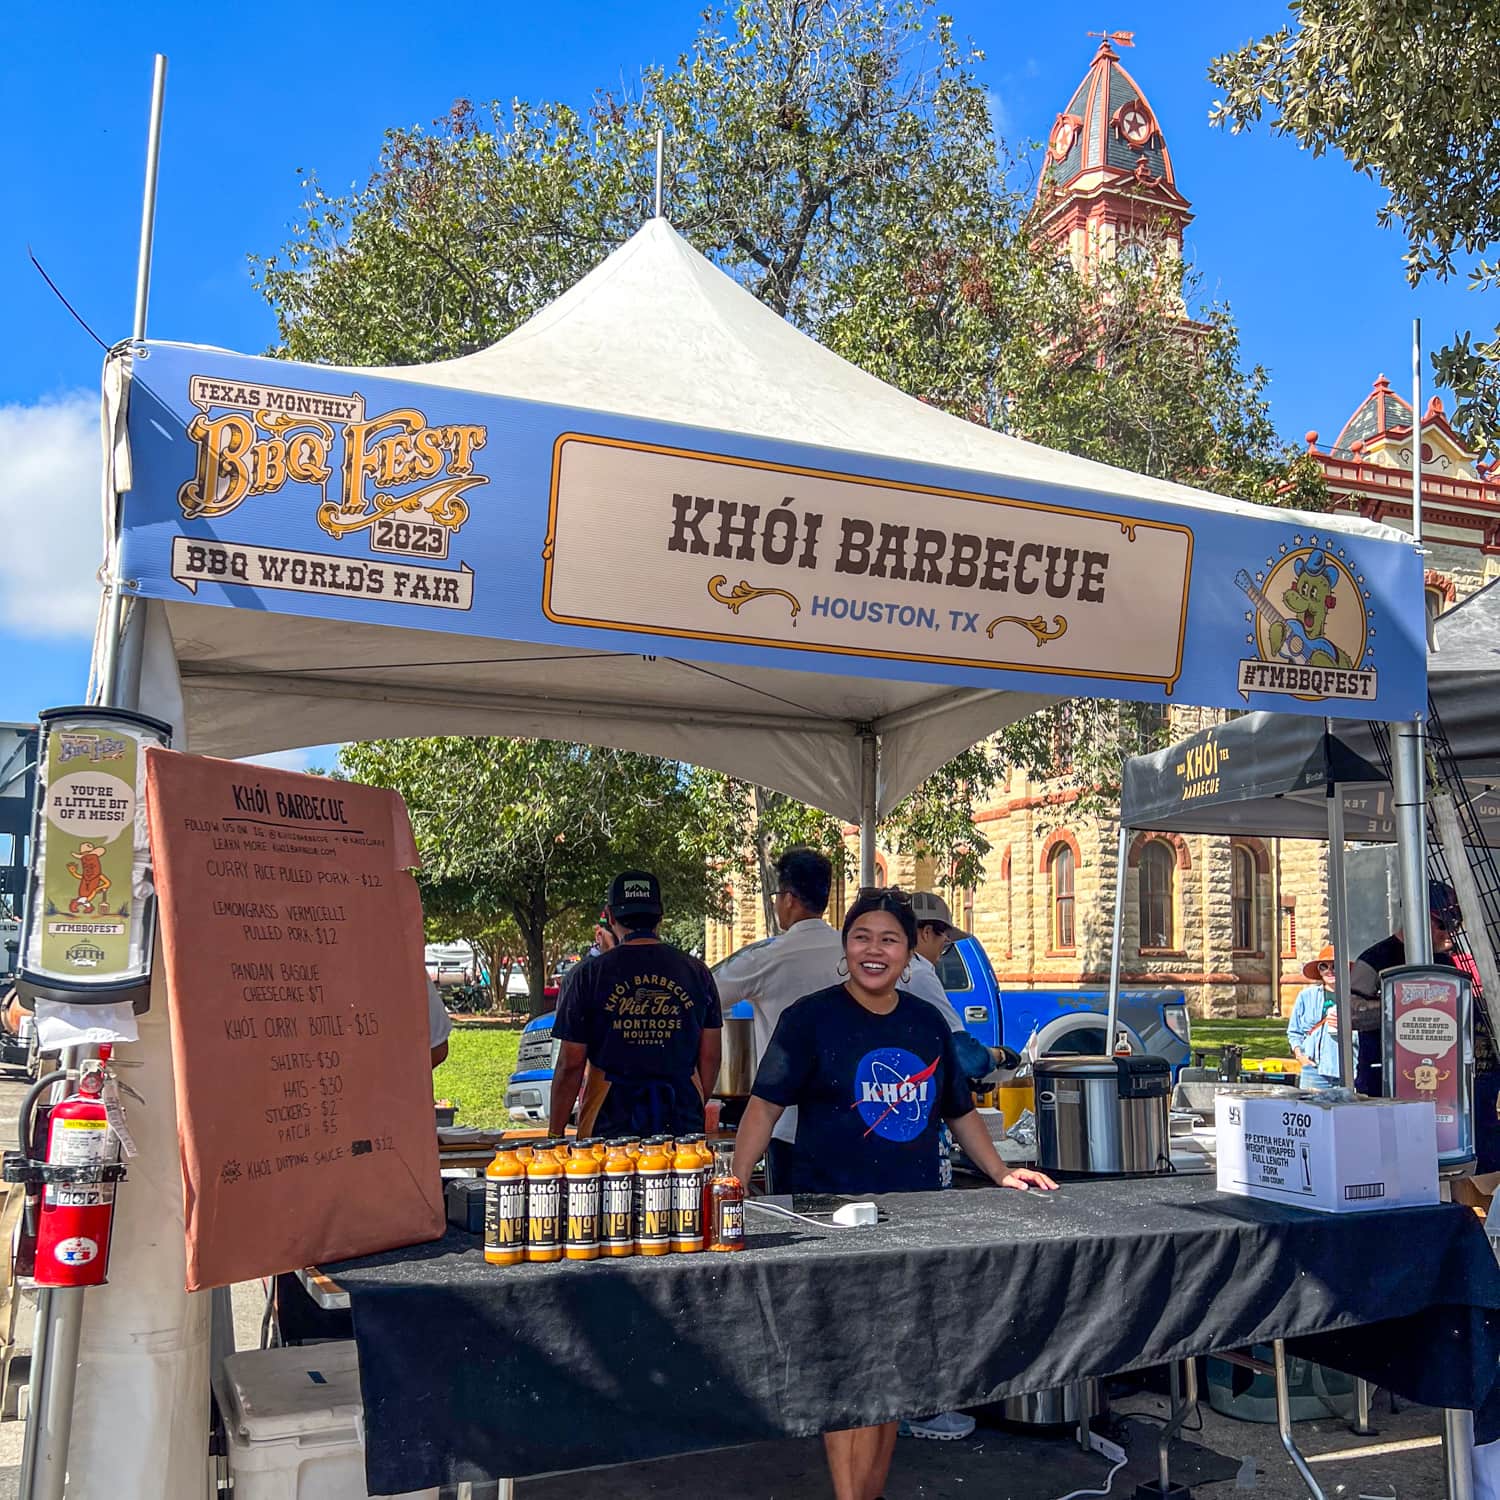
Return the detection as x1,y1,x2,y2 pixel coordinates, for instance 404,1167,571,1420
1287,944,1342,1089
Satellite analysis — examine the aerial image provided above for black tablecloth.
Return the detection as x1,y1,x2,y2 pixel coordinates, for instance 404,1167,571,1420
329,1175,1500,1493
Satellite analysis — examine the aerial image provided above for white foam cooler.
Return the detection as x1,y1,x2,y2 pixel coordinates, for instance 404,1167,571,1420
215,1342,438,1500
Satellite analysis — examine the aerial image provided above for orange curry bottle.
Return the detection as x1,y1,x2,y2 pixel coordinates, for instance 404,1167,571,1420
525,1143,563,1263
671,1137,704,1253
600,1139,635,1258
484,1143,526,1267
636,1135,673,1256
565,1144,601,1261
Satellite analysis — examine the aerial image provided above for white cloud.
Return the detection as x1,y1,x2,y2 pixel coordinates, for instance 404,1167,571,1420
0,393,103,639
986,89,1013,139
241,745,343,775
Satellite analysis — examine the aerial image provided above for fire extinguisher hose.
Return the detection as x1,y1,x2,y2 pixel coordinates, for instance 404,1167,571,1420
18,1072,58,1158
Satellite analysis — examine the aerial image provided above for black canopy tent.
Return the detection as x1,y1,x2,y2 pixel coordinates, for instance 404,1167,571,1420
1111,580,1500,1088
1317,575,1500,780
1118,713,1500,846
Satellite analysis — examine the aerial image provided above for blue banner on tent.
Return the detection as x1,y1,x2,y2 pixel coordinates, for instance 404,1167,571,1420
118,343,1425,720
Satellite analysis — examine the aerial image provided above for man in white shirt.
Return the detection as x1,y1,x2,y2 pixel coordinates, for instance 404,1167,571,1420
427,975,453,1067
713,847,844,1190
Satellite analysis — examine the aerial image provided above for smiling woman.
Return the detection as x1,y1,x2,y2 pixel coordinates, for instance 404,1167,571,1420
731,884,1055,1500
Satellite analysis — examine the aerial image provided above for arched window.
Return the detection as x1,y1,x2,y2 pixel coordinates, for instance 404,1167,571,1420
1231,844,1257,952
1138,841,1175,950
1050,845,1076,951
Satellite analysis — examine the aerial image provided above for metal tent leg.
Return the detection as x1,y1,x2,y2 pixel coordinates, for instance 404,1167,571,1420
1131,1361,1197,1500
1443,1408,1475,1500
1105,823,1130,1055
858,731,878,887
1272,1342,1325,1500
1352,1377,1374,1435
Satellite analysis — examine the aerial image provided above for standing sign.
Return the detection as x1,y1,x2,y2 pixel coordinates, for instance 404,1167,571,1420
1382,965,1475,1173
18,707,171,1011
144,749,444,1291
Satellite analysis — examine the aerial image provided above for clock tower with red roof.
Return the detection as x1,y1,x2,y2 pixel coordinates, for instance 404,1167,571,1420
1033,32,1193,275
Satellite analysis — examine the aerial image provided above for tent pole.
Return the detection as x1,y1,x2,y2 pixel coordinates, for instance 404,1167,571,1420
1105,822,1129,1054
1326,783,1354,1086
859,732,878,887
1404,328,1467,1500
1412,318,1424,543
30,55,167,1500
99,54,167,710
1392,720,1431,955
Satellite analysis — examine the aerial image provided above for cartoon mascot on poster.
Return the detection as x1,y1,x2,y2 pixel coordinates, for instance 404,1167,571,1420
66,843,112,914
1265,550,1353,668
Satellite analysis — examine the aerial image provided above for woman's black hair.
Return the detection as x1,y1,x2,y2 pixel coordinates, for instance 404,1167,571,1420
840,886,918,949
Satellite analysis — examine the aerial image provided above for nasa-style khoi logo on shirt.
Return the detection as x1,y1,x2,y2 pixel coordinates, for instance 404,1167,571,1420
854,1047,940,1142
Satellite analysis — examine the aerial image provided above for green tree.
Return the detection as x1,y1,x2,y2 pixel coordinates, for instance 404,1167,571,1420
260,0,1317,899
253,1,994,363
338,737,733,1013
1209,0,1500,452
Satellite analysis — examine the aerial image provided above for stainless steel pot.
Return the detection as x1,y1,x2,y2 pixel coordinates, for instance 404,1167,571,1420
714,1011,757,1097
1000,1380,1103,1427
1034,1055,1172,1178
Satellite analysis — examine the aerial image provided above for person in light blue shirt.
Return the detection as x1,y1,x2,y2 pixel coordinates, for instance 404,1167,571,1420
1287,945,1342,1088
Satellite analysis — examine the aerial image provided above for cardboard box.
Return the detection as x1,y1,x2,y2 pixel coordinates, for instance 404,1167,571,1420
1215,1093,1438,1213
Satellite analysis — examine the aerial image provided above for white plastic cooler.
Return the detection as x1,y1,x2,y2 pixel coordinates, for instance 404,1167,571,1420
215,1342,438,1500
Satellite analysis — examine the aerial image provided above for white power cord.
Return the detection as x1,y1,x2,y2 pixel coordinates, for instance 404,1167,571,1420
744,1198,868,1231
1051,1456,1128,1500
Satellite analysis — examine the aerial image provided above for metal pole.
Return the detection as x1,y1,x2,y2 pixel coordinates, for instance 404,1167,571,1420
1392,722,1432,968
1444,1408,1476,1500
28,53,167,1500
858,732,878,887
21,1055,84,1500
654,127,664,220
1326,781,1355,1086
1402,317,1470,1500
1413,318,1424,543
1104,822,1129,1053
1272,1341,1326,1500
133,57,167,345
26,1290,85,1500
99,54,167,711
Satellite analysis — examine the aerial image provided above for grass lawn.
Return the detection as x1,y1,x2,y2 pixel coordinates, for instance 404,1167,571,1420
434,1025,523,1130
1192,1017,1296,1062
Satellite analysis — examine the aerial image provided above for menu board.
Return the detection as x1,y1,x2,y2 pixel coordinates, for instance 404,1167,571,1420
145,748,444,1291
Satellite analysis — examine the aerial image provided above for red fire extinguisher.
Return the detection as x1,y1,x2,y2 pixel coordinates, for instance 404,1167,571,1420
32,1056,124,1287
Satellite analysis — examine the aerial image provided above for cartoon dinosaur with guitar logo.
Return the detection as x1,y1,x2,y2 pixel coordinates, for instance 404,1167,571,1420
1235,549,1353,668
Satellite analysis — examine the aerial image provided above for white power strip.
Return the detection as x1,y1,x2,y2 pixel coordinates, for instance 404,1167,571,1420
1088,1431,1126,1465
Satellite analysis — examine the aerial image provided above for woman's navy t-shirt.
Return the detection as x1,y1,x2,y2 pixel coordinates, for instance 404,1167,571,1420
751,983,974,1194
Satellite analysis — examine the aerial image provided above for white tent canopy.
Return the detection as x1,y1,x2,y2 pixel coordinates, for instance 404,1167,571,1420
75,218,1426,1500
122,218,1413,823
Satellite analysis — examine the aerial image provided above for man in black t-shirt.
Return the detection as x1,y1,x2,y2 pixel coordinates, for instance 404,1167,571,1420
549,871,722,1138
1350,879,1462,1095
750,983,974,1193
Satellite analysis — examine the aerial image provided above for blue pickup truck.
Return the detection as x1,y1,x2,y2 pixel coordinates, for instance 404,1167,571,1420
503,935,1192,1124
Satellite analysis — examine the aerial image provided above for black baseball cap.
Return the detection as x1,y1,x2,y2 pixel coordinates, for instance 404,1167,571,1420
1429,880,1462,929
608,870,663,920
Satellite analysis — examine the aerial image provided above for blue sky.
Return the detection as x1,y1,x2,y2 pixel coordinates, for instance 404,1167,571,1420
2,0,1485,759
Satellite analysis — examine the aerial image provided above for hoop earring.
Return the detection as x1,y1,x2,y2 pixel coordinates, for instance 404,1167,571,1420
900,966,912,983
837,958,850,977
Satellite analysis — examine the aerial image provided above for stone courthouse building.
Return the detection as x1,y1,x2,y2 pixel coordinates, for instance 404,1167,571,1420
707,39,1500,1017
